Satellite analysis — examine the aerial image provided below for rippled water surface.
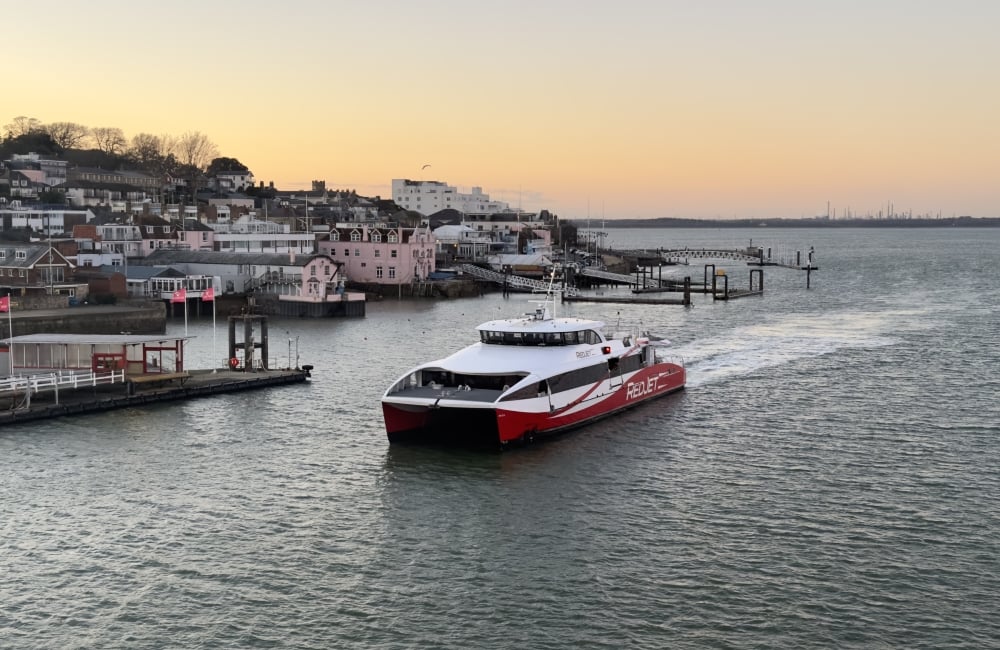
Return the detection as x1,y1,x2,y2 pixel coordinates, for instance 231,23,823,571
2,228,998,649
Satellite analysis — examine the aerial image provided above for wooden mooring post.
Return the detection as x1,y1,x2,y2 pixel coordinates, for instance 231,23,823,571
797,247,819,288
228,308,269,371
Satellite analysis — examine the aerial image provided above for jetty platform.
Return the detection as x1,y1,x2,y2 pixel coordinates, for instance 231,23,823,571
0,368,310,426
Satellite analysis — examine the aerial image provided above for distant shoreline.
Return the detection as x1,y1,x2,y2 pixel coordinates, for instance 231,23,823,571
569,217,1000,228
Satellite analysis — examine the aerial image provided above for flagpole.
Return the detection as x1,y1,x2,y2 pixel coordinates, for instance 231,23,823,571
6,299,12,377
184,292,188,337
212,293,217,373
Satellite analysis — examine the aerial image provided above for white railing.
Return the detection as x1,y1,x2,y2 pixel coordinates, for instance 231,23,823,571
0,370,127,395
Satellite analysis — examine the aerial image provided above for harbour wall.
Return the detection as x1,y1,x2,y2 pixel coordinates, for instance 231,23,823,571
7,303,167,337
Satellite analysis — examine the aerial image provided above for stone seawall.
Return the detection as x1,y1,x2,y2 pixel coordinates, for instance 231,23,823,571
7,303,167,337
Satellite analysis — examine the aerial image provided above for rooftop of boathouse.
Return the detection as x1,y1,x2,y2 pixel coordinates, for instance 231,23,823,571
1,333,191,376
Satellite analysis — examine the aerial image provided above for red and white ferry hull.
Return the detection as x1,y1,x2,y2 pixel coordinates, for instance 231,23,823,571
383,362,685,448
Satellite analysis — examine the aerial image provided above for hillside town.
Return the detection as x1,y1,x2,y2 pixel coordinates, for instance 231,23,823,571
0,149,568,318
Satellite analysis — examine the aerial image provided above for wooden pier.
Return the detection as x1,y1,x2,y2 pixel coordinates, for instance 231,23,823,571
562,293,689,306
0,316,313,427
438,242,818,305
0,368,311,426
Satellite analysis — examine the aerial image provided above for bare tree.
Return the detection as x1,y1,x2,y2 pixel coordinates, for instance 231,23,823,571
44,121,90,149
158,133,178,159
128,132,166,165
4,116,42,138
174,131,219,170
90,127,127,155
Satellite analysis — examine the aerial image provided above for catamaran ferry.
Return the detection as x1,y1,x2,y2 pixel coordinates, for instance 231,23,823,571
381,290,685,448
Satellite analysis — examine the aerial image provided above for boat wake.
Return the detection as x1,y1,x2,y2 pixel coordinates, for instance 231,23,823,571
673,310,904,388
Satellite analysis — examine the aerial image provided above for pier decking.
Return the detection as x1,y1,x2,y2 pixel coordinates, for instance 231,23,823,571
0,368,310,426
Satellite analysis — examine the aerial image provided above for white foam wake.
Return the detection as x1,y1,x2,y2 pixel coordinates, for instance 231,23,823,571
672,310,904,388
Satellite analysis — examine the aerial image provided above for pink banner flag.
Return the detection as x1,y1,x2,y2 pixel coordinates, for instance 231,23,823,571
0,296,8,313
202,287,215,302
171,288,187,303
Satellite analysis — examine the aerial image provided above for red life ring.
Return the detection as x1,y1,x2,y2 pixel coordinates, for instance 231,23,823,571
229,357,239,368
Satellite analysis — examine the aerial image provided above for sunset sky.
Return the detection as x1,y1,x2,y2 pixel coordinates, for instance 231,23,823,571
7,0,999,219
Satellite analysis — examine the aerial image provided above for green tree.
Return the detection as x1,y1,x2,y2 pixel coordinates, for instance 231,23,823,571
206,157,250,176
0,131,63,157
38,189,66,204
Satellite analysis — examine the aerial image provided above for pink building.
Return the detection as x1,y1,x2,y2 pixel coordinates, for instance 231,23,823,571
318,224,435,284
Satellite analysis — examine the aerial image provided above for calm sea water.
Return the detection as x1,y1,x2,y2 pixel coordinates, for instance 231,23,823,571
2,228,998,649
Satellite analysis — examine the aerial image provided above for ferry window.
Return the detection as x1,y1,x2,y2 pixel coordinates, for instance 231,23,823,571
620,354,643,374
501,382,542,401
544,332,563,345
423,371,447,386
564,331,579,344
548,363,609,394
482,331,504,344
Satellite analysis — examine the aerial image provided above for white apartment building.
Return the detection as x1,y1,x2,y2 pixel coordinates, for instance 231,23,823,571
3,206,96,235
391,179,513,216
210,215,316,254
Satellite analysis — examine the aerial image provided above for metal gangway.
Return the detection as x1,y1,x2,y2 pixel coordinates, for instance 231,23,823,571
579,267,669,289
611,247,762,263
455,264,578,297
609,246,815,269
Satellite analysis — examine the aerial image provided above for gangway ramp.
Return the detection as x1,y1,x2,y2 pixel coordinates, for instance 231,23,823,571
579,267,669,289
455,264,577,297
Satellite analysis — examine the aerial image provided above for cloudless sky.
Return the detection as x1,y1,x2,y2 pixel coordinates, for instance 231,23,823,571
7,0,999,219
